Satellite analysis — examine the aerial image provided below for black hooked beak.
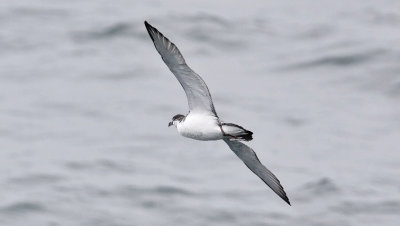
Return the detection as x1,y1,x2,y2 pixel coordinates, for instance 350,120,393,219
168,121,173,127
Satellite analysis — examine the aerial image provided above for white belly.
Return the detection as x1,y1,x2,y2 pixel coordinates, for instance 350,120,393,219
177,113,223,141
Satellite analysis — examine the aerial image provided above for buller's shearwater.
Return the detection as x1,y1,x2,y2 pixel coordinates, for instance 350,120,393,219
145,21,290,205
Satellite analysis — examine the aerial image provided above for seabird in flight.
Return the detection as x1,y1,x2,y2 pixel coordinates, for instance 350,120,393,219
144,21,290,205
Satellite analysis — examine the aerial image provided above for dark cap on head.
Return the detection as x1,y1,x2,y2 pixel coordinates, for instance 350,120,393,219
168,114,185,127
172,114,185,121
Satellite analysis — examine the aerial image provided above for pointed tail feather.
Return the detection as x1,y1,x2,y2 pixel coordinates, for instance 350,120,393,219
222,123,253,141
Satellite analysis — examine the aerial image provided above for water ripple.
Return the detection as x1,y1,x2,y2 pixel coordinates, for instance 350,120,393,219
72,22,144,42
8,174,64,186
332,200,400,215
0,202,46,215
117,185,194,199
279,49,387,70
296,178,340,202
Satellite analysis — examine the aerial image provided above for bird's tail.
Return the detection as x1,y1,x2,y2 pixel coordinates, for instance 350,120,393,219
221,123,253,141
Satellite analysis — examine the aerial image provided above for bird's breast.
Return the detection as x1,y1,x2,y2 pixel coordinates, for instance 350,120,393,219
176,113,223,141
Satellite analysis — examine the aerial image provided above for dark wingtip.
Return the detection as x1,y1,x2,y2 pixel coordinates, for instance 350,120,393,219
278,184,291,205
144,20,155,41
283,196,291,206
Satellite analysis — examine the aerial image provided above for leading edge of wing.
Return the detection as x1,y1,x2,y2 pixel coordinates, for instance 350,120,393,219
144,21,218,116
145,21,186,66
223,138,291,205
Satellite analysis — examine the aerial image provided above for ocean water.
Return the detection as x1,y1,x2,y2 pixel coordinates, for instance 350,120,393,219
1,0,400,225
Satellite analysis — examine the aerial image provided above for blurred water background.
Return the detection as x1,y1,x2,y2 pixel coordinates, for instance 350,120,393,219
1,0,400,225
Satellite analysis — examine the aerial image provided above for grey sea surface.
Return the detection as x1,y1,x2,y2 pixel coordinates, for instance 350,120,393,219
1,0,400,225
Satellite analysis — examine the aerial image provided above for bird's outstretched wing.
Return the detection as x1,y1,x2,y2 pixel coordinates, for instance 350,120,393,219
223,138,291,205
145,21,217,116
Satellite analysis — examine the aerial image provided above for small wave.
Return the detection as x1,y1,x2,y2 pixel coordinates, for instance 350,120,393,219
279,49,387,70
117,185,194,199
296,177,340,202
81,69,144,81
332,200,400,215
296,25,335,40
37,101,115,120
205,210,238,224
388,80,400,96
11,7,69,17
153,185,193,196
368,9,400,26
0,202,45,215
72,22,143,42
65,159,133,173
304,178,339,194
8,174,63,186
283,117,307,127
185,28,246,50
176,13,229,26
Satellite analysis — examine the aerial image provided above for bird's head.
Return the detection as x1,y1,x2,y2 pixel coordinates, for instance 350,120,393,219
168,114,185,127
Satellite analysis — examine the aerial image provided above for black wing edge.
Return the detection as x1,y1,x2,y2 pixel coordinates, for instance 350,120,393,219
144,21,156,42
249,152,291,206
